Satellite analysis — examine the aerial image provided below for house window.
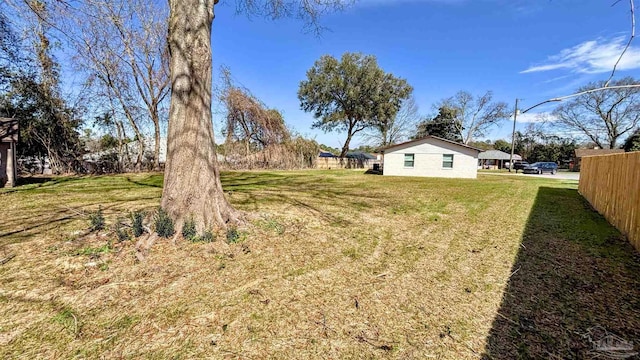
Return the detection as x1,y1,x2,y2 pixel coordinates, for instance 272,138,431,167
404,153,414,167
442,154,454,168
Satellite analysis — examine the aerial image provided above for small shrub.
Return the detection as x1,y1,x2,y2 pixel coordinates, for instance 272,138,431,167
89,206,105,231
131,210,145,237
182,218,197,241
200,229,215,243
115,220,130,242
185,222,215,243
154,207,175,238
226,227,240,243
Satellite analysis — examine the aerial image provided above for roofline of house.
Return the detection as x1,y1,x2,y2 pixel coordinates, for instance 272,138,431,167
381,136,482,153
477,150,522,160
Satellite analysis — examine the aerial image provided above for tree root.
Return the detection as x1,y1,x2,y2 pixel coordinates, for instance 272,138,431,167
135,233,158,262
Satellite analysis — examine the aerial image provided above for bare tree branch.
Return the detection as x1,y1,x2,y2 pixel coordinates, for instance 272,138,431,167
605,0,635,87
436,90,509,144
551,84,640,102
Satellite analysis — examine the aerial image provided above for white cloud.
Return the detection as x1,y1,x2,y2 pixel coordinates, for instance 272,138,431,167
521,37,640,74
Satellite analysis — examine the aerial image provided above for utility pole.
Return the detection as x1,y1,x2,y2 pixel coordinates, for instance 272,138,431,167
509,98,518,172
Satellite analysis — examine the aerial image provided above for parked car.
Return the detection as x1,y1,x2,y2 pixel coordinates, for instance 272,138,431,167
513,161,529,172
523,162,558,175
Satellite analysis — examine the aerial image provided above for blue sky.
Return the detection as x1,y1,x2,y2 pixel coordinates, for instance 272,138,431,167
208,0,640,148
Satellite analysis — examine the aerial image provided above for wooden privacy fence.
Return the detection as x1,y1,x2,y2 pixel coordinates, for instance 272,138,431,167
579,151,640,251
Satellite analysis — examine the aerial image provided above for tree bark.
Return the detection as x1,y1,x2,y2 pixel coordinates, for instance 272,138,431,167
340,134,352,159
152,111,161,171
162,0,238,232
339,119,356,158
115,119,125,172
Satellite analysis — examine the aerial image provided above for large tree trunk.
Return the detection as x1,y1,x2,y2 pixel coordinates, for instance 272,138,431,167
339,121,355,158
339,136,351,159
162,0,238,232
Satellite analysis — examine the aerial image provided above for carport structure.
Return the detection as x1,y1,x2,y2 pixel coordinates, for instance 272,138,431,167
478,150,521,169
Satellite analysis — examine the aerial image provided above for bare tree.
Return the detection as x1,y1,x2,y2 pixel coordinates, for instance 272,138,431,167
56,0,170,171
552,77,640,149
438,90,509,145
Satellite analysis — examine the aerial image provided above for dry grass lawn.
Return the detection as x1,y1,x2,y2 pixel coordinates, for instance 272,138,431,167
1,170,639,359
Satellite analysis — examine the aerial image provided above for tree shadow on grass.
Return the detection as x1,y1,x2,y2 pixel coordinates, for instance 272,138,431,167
125,175,163,188
483,187,640,358
15,176,55,185
219,171,313,191
0,198,158,246
3,176,82,193
220,171,383,226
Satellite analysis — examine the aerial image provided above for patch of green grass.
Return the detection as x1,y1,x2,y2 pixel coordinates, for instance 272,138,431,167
256,217,285,235
75,243,111,256
342,246,359,259
388,198,448,216
104,314,139,334
99,261,110,271
52,308,80,337
527,187,629,259
286,266,308,278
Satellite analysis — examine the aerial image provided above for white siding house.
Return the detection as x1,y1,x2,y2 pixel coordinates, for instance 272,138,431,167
382,136,481,179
